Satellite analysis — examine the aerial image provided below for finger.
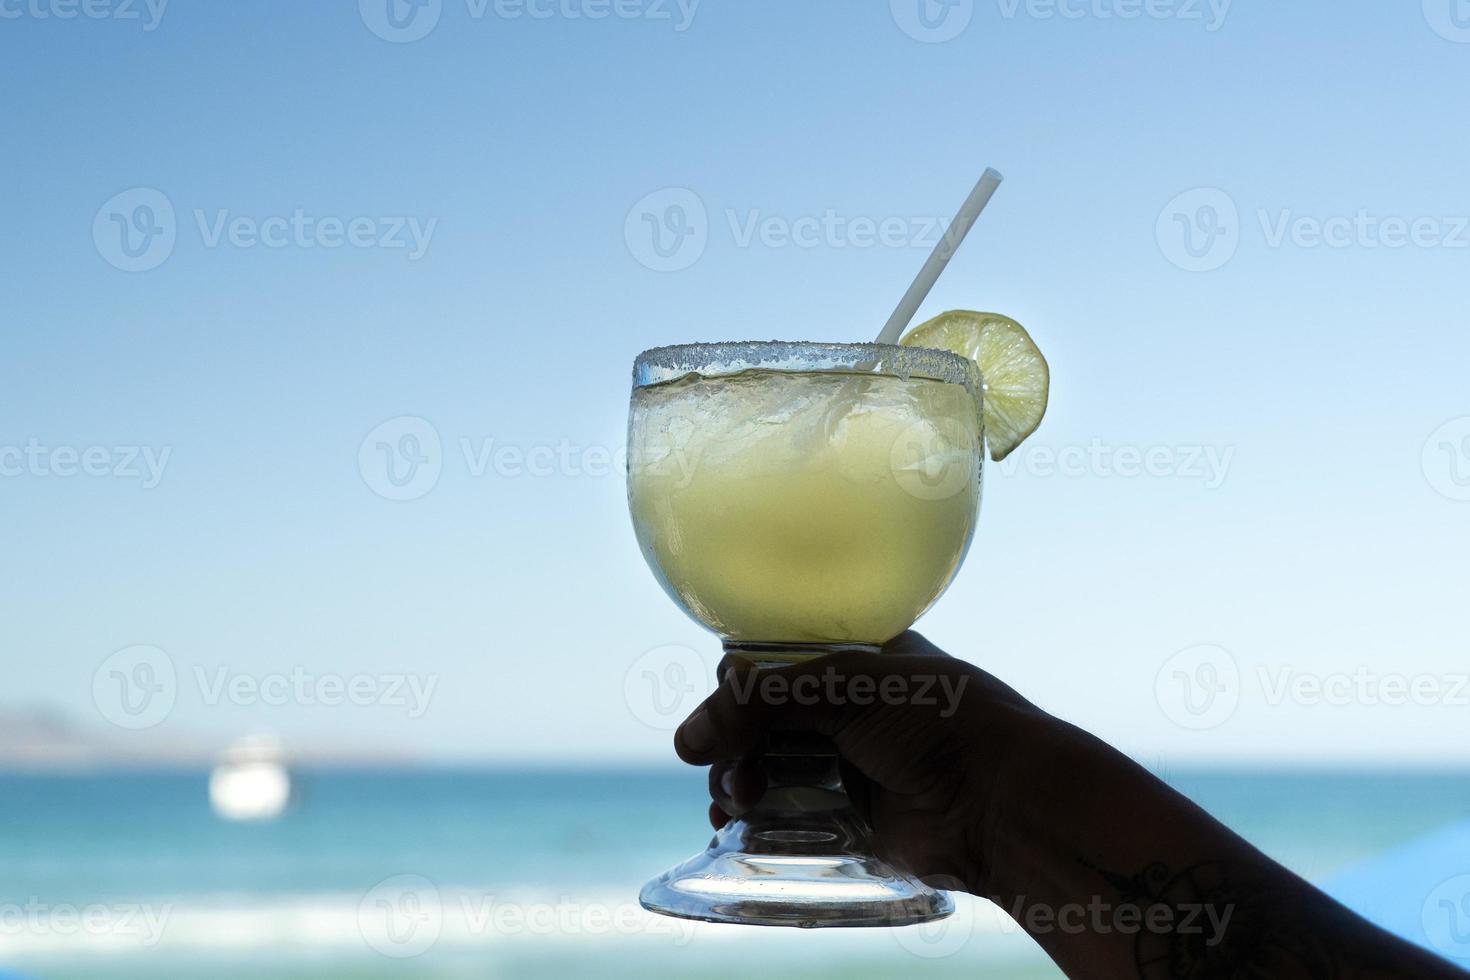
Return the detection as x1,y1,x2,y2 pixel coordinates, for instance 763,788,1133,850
709,757,766,814
888,633,1034,712
728,756,765,810
675,651,875,765
708,761,736,812
714,652,758,684
709,801,730,830
881,630,952,660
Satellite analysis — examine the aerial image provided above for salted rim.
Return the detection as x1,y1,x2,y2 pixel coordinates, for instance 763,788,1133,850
633,341,982,398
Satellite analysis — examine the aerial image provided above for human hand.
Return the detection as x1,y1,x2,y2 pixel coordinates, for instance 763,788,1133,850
673,630,1053,893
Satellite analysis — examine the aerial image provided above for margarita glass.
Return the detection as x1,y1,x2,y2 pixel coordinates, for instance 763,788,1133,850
628,341,984,927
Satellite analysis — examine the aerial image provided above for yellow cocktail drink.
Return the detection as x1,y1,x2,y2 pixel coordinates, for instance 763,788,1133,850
629,367,981,645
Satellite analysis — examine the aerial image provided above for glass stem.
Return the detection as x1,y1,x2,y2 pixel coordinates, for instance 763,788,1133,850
721,642,880,813
760,732,847,811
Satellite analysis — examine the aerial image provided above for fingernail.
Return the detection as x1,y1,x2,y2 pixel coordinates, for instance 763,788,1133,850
719,767,735,799
679,709,715,755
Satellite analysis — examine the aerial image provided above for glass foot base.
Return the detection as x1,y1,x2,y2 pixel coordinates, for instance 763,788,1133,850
640,792,953,928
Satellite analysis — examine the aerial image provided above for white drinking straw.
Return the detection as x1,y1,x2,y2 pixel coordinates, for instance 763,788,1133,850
875,168,1004,346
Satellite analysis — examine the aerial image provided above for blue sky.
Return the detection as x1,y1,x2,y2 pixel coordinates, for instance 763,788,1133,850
2,0,1468,766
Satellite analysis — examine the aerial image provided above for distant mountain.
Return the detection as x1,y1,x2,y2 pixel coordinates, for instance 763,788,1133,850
0,706,208,769
0,707,420,771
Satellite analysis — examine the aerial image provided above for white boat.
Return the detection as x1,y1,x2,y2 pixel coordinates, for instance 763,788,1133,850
209,734,292,821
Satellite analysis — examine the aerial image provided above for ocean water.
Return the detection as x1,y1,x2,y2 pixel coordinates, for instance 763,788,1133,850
0,768,1467,978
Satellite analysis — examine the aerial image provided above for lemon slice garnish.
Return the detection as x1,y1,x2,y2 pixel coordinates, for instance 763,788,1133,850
901,311,1049,462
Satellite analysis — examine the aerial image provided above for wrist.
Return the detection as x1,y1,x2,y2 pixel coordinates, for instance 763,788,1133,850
962,709,1113,903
